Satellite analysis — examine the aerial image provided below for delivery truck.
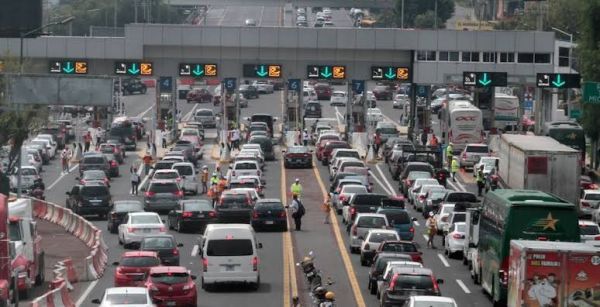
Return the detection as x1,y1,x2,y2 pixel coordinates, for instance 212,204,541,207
496,134,580,205
508,240,600,307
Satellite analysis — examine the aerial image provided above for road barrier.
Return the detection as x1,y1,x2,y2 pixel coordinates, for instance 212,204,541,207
351,132,368,159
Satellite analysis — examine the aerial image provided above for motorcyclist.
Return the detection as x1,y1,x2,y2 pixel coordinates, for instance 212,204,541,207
32,178,45,191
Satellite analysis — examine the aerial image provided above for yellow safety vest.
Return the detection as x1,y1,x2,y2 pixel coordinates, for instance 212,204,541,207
451,160,459,173
446,145,453,156
291,183,302,196
476,170,484,183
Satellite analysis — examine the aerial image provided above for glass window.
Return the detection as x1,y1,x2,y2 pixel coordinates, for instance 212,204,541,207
120,256,160,267
368,233,398,243
499,52,515,63
81,186,108,197
148,182,178,193
131,215,161,224
439,51,459,61
535,53,551,64
417,51,427,61
206,239,254,256
142,237,174,248
482,52,496,63
172,165,193,176
580,225,600,235
518,53,534,63
558,47,570,67
383,211,411,224
416,51,436,61
462,52,480,62
105,294,149,304
381,242,417,253
393,274,435,290
150,272,189,284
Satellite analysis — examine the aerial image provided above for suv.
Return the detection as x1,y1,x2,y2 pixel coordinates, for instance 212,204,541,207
343,193,389,225
107,200,144,233
379,267,443,306
459,144,490,170
65,183,112,217
119,78,147,95
239,85,259,99
314,83,332,100
79,152,110,177
304,101,322,118
216,191,254,223
373,85,393,100
144,180,184,212
186,88,212,103
194,109,217,128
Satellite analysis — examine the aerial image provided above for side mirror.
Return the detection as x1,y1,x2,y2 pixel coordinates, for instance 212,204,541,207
258,242,263,249
65,192,70,195
437,278,444,284
191,275,197,280
177,243,184,247
229,166,233,169
91,299,101,304
112,261,120,266
332,191,338,195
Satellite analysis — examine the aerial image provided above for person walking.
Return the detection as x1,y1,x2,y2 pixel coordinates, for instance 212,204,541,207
425,212,437,248
201,165,209,194
60,148,69,173
142,152,153,176
83,131,92,152
288,194,305,231
130,167,140,195
322,196,332,224
161,129,168,149
420,130,428,146
430,133,439,147
446,142,454,168
451,156,459,182
302,129,310,146
476,164,485,197
374,133,382,158
95,127,103,148
208,182,219,207
231,127,241,151
290,178,303,198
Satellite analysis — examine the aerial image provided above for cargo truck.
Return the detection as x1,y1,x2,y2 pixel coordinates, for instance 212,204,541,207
496,134,580,205
508,240,600,307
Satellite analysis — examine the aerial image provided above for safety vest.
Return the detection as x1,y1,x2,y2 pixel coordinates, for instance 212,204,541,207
446,144,453,156
210,176,219,185
451,159,459,173
290,183,302,196
476,170,484,183
217,179,227,192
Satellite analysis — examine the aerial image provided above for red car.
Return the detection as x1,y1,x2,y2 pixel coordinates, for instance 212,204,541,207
319,141,351,165
145,266,197,307
376,240,423,263
314,83,332,100
186,88,212,103
114,251,161,287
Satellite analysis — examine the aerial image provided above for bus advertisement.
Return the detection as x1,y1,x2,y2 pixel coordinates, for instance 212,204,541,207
440,100,484,152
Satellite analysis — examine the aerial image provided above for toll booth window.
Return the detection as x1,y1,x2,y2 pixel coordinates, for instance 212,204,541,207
9,222,22,241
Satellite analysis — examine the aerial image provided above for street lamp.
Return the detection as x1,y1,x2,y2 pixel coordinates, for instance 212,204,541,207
16,16,75,198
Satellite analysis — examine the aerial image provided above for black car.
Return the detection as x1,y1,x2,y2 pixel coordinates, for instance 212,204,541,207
248,136,275,161
239,85,259,99
118,78,147,95
104,140,126,160
99,144,124,164
66,183,112,217
107,200,144,233
283,145,312,168
139,235,183,266
345,193,389,225
216,191,253,223
167,199,216,232
304,101,322,118
367,253,413,295
251,199,287,231
79,152,110,177
103,154,120,177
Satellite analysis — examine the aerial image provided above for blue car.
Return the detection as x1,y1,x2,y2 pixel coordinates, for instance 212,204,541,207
376,208,416,241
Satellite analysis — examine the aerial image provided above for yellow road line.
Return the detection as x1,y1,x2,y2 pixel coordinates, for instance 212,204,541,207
312,161,367,307
281,159,298,305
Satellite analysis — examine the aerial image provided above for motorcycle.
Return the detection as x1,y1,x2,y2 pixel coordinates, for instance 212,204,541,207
311,281,336,307
297,251,322,289
28,187,45,200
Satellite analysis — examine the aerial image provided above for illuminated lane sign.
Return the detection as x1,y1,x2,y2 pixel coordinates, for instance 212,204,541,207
536,73,580,88
306,65,346,80
114,61,153,76
243,64,282,78
49,60,88,74
463,71,507,88
371,66,410,81
179,63,218,77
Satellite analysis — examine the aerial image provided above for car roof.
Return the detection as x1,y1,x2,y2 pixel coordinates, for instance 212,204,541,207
367,229,398,235
154,169,179,173
583,189,600,194
579,220,599,226
122,251,158,258
142,234,174,240
256,198,282,203
356,213,387,218
149,266,188,274
393,267,434,275
129,212,160,217
412,296,456,303
105,287,149,295
81,182,106,187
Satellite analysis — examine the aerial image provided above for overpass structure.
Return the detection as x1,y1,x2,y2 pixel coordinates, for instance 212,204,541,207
0,24,555,84
167,0,395,9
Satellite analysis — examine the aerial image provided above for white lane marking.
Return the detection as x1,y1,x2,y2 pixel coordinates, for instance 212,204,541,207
191,245,199,257
413,220,420,227
139,169,154,191
75,279,99,307
47,164,79,191
456,279,471,294
375,164,397,196
437,253,451,267
182,103,199,122
368,170,392,195
135,104,154,119
454,177,467,192
334,107,345,126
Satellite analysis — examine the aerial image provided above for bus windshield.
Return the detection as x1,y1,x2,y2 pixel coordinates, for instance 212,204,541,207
548,128,585,151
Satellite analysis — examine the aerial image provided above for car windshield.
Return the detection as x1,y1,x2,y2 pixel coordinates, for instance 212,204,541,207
21,168,37,176
230,182,256,189
83,157,104,164
580,225,600,235
452,213,466,223
183,201,212,211
143,237,174,248
196,110,213,116
148,182,178,193
383,211,410,224
356,217,386,228
256,202,283,210
413,302,456,307
332,92,345,97
377,128,397,135
105,294,149,304
182,130,198,136
584,193,600,200
381,242,417,253
467,146,489,153
236,162,257,170
173,165,193,176
343,186,367,194
353,194,388,205
121,256,160,267
206,239,253,256
394,275,434,291
151,272,188,284
115,202,142,212
100,146,114,153
154,162,175,170
288,147,308,153
84,171,105,179
368,233,398,243
131,215,161,224
220,195,249,208
81,186,108,197
154,172,179,180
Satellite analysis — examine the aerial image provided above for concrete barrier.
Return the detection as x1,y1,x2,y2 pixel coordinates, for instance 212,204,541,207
351,132,368,159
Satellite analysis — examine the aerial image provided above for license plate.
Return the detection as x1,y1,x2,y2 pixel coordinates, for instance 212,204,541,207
90,201,102,205
198,214,204,218
166,302,176,306
143,229,151,233
265,221,274,225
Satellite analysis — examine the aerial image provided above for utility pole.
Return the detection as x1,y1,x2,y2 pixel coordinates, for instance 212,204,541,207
401,0,405,29
434,0,438,29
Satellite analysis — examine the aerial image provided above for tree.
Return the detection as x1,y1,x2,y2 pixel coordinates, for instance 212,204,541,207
494,0,582,35
372,0,454,29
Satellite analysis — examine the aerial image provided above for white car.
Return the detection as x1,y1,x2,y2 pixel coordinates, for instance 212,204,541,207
36,134,58,153
118,212,166,248
434,204,455,235
349,213,389,253
152,169,182,186
359,229,400,266
444,222,466,258
405,296,458,307
414,185,445,212
408,178,440,205
332,183,368,213
330,91,347,106
472,156,499,177
366,108,383,123
253,81,274,94
172,162,198,195
580,189,600,220
24,153,42,173
230,187,260,202
91,287,154,306
393,94,409,109
303,88,317,102
228,160,262,182
579,220,600,242
10,165,40,192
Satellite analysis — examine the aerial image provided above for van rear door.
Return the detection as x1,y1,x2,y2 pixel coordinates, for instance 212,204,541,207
205,238,256,275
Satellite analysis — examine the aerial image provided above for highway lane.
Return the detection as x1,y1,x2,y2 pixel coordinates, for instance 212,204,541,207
203,5,281,27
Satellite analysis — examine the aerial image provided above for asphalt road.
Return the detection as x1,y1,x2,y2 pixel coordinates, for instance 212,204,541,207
204,5,283,27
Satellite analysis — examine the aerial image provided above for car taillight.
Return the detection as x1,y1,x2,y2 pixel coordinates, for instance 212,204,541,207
389,276,397,290
183,282,194,291
406,180,413,186
335,187,341,193
252,211,259,219
409,227,414,233
279,211,287,218
104,178,109,184
582,201,590,207
202,258,208,272
453,233,465,239
414,255,423,263
252,256,259,271
351,225,357,236
173,190,184,197
111,161,117,167
537,236,548,241
145,191,156,197
116,267,123,275
159,226,166,232
172,248,179,256
208,211,217,218
128,227,137,233
595,236,600,241
432,276,440,293
339,195,346,202
80,179,86,184
350,207,356,216
499,269,508,285
182,212,193,218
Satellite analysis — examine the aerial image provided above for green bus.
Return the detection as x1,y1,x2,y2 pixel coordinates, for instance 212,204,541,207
546,122,586,166
477,189,580,306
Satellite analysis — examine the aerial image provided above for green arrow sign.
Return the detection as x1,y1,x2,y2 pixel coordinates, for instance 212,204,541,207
128,63,140,75
478,73,492,86
384,67,396,80
62,62,74,73
192,65,204,76
552,74,566,87
320,66,332,78
256,65,268,77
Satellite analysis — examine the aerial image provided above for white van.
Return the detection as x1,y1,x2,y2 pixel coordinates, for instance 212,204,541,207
171,162,198,195
199,224,262,290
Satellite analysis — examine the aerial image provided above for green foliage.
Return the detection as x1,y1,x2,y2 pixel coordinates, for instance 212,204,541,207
374,0,455,28
578,0,600,140
493,0,581,34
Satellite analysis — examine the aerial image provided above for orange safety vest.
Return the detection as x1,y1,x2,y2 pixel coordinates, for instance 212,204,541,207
217,179,227,192
201,171,209,183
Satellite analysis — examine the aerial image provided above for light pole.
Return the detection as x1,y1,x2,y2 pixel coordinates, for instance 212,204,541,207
434,0,438,29
17,16,75,198
401,0,405,29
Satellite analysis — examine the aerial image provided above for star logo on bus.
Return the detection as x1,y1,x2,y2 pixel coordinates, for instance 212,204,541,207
567,132,577,140
533,213,559,231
